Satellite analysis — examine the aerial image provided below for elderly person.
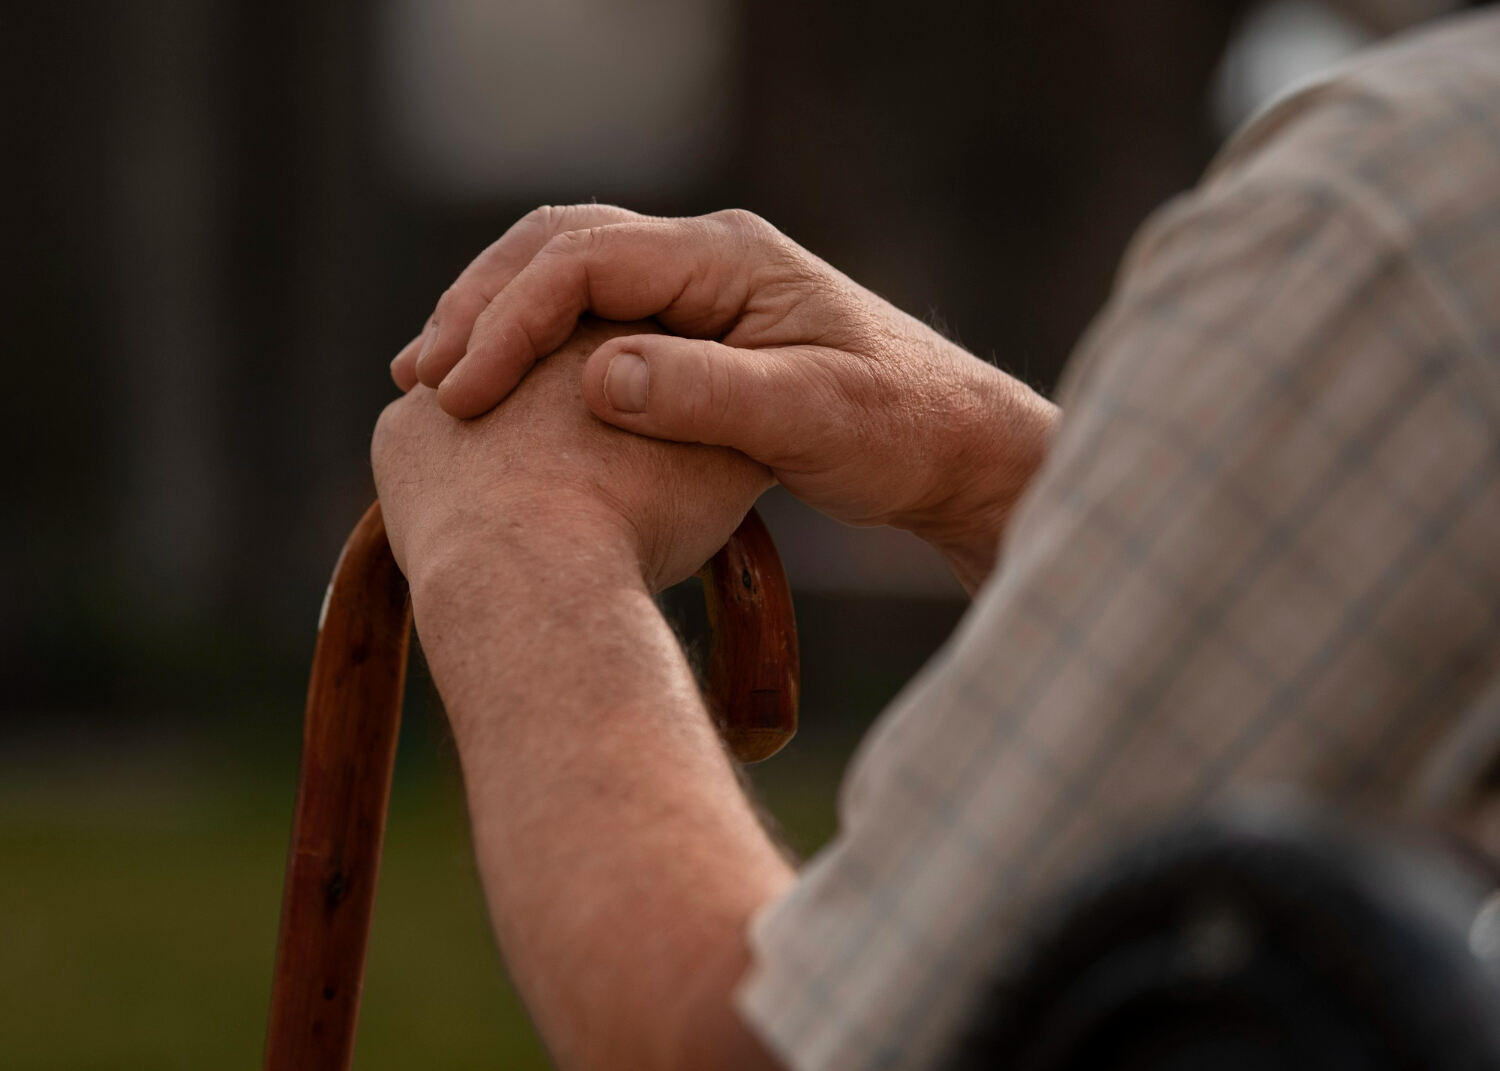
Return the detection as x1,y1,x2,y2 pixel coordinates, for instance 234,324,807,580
373,7,1500,1068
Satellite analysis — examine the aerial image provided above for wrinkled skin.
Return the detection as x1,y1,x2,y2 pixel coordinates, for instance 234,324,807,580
374,316,771,595
389,206,1057,592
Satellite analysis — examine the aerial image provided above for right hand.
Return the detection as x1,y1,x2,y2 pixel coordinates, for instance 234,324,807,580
391,206,1057,586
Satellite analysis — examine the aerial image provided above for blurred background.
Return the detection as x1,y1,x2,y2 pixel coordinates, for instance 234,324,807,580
0,0,1476,1065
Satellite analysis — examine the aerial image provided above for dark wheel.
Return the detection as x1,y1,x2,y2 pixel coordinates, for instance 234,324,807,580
945,800,1500,1071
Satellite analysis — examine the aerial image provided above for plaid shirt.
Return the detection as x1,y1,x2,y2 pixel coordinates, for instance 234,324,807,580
737,10,1500,1069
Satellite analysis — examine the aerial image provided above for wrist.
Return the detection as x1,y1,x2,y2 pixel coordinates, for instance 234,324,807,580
408,507,652,750
406,497,646,628
899,368,1058,593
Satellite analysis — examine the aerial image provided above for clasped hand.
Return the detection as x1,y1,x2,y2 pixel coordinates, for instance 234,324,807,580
376,205,1057,594
372,317,769,595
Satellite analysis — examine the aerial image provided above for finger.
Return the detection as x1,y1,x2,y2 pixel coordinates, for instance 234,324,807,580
413,203,645,389
578,333,837,465
390,333,424,391
437,211,785,420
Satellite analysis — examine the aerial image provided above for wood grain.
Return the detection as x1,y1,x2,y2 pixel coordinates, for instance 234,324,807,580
264,503,411,1071
701,508,801,763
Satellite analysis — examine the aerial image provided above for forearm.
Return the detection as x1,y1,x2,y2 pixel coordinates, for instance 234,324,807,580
409,529,792,1071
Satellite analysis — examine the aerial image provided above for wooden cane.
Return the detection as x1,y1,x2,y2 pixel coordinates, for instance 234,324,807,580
264,502,799,1071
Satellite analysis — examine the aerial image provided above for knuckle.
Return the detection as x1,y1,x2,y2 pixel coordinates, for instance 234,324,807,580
710,208,799,276
544,227,589,258
685,345,734,431
493,206,565,259
432,284,462,321
710,208,781,251
519,204,556,229
529,203,577,237
709,207,764,234
546,224,614,265
530,203,634,236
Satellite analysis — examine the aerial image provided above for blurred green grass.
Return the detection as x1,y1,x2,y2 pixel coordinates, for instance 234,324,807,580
0,722,849,1069
0,591,960,1068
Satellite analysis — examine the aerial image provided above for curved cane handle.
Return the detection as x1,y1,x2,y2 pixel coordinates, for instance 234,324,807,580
265,503,411,1071
700,508,800,763
265,503,798,1070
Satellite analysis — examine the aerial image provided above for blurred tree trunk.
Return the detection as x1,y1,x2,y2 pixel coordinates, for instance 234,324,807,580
219,0,387,635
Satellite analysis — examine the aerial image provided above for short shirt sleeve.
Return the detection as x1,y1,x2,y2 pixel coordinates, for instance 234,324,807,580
737,13,1500,1069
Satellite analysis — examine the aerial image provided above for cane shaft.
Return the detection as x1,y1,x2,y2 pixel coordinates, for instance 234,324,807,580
265,504,796,1070
264,503,410,1071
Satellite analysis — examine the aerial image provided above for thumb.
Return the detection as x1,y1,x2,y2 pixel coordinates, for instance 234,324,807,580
582,334,827,463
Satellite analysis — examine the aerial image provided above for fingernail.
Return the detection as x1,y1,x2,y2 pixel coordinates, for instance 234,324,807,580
605,352,649,412
415,323,439,371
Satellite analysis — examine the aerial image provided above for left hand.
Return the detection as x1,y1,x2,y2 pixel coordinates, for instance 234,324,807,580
372,317,771,594
387,205,1057,593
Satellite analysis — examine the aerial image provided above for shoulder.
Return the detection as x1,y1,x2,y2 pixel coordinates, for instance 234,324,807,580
1058,9,1500,406
1204,8,1500,242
